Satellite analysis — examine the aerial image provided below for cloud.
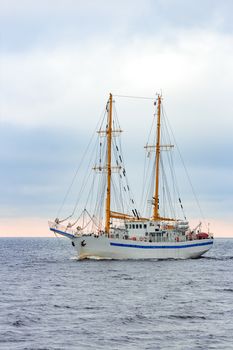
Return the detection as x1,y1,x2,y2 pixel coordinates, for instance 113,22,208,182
1,0,233,58
0,123,87,218
1,29,233,129
1,1,233,236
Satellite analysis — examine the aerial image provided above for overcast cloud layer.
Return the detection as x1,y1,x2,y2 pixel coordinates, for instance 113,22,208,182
0,0,233,236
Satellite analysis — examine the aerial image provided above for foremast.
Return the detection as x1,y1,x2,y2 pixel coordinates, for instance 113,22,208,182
104,93,148,236
105,93,113,235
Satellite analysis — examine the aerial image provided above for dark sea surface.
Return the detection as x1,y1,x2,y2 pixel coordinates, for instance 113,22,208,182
0,238,233,350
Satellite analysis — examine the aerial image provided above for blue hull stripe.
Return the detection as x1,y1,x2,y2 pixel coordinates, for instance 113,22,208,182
110,241,213,249
50,227,74,239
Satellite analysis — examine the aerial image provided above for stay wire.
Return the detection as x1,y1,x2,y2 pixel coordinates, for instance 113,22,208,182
140,104,157,212
114,94,155,100
56,107,107,219
113,104,138,215
162,105,208,230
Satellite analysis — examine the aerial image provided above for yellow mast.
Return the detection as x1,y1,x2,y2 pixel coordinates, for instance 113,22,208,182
105,93,113,234
153,94,161,221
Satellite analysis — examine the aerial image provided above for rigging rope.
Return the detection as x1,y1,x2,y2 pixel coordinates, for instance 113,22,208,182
162,105,208,230
56,107,107,219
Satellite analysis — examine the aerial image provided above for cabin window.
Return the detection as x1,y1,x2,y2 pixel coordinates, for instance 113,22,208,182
139,224,142,229
144,224,147,229
136,224,138,229
129,224,131,229
150,223,154,227
125,224,128,229
132,224,135,229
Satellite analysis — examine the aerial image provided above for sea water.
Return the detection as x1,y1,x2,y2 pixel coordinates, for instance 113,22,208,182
0,238,233,350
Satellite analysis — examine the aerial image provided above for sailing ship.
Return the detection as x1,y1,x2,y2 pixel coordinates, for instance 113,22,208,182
49,93,214,259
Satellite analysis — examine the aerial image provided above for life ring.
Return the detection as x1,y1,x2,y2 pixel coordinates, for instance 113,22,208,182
81,240,86,247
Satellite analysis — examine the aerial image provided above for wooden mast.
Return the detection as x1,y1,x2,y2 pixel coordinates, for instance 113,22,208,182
153,94,161,221
105,93,113,234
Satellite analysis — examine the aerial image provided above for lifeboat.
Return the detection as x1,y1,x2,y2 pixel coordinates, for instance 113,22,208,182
196,232,209,239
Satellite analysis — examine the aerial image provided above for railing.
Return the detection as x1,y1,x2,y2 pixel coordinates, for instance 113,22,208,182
48,221,78,236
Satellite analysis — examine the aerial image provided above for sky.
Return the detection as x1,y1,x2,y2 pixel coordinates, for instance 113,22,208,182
0,0,233,237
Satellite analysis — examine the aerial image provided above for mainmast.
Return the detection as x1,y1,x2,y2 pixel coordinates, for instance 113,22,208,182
105,93,113,234
153,94,161,221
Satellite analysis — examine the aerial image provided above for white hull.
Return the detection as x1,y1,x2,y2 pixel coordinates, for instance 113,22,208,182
50,227,213,260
